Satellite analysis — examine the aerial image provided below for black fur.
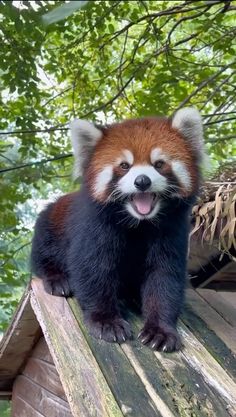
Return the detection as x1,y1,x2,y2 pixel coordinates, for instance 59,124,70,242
31,185,193,352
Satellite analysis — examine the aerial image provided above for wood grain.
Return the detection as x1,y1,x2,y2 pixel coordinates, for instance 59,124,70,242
186,289,236,354
0,288,41,394
31,277,123,417
196,288,236,327
32,337,54,364
69,298,165,417
127,314,233,417
12,375,72,417
23,356,67,400
12,396,45,417
182,302,236,380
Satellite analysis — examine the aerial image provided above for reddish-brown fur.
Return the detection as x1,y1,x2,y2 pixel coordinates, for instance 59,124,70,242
86,118,199,199
49,192,78,233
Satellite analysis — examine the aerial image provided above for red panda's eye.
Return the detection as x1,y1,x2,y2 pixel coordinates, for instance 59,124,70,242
120,162,130,170
154,160,165,170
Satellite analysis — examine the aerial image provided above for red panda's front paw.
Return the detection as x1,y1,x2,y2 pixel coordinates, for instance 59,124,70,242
43,276,71,297
85,316,132,344
138,324,182,352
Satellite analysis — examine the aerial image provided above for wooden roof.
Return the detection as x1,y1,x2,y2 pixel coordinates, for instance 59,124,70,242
0,278,236,416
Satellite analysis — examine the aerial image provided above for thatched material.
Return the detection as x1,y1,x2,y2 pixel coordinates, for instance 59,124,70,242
191,165,236,261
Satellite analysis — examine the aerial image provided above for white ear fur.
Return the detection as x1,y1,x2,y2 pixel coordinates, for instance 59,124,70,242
172,107,204,162
70,119,103,178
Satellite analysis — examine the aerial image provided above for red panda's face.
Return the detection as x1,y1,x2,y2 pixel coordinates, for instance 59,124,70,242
70,109,204,221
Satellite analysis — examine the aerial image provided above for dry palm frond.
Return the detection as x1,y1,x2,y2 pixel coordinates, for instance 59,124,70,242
191,184,236,261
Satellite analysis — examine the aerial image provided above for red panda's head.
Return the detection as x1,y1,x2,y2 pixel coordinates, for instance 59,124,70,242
70,108,204,220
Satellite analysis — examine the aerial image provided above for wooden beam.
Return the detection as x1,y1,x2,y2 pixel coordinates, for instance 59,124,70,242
0,391,12,400
30,278,123,417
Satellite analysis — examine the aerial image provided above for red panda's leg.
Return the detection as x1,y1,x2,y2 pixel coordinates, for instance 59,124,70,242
73,280,132,343
138,235,187,352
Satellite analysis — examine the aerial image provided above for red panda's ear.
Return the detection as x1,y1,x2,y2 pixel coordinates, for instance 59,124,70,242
70,119,103,178
171,107,204,162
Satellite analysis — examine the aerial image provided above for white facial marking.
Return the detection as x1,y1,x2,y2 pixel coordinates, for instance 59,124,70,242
93,165,113,195
150,148,169,164
116,149,134,166
126,201,161,220
118,165,167,194
123,149,134,165
172,160,191,190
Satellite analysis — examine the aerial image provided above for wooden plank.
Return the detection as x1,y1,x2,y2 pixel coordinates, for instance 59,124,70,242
207,282,236,291
186,289,236,354
124,314,234,417
199,261,236,289
23,356,67,401
0,391,11,400
196,288,236,327
31,337,54,364
69,298,171,417
12,375,72,417
220,291,236,308
182,303,236,381
12,396,45,417
30,278,123,417
179,323,236,417
0,287,41,392
70,298,236,417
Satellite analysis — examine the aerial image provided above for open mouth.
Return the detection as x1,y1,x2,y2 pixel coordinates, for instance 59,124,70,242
130,192,158,216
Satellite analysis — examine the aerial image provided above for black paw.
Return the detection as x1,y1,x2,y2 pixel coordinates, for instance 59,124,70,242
43,276,71,297
85,316,132,343
138,323,182,352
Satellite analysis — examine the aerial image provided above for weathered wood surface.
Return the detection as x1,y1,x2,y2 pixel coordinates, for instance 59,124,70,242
186,289,236,355
32,336,54,364
70,298,236,417
23,342,68,401
0,287,41,394
182,299,236,381
196,288,236,327
1,278,236,417
69,299,171,417
11,335,73,416
12,396,45,417
31,278,123,417
12,375,72,417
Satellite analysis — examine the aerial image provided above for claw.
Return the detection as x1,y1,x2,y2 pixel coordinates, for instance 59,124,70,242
122,335,126,342
141,336,150,344
113,335,117,342
162,345,167,352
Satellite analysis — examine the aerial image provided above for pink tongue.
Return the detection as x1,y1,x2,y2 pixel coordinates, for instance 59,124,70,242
133,193,153,215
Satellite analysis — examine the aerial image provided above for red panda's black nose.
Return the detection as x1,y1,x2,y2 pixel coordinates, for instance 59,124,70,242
134,175,151,191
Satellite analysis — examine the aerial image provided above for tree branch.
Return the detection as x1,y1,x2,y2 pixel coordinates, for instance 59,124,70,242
205,117,236,126
0,153,72,174
176,63,235,110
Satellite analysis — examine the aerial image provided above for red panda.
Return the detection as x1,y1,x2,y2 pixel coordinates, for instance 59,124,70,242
31,107,204,352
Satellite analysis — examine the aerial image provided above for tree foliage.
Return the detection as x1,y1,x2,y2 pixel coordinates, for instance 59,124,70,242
0,0,235,330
